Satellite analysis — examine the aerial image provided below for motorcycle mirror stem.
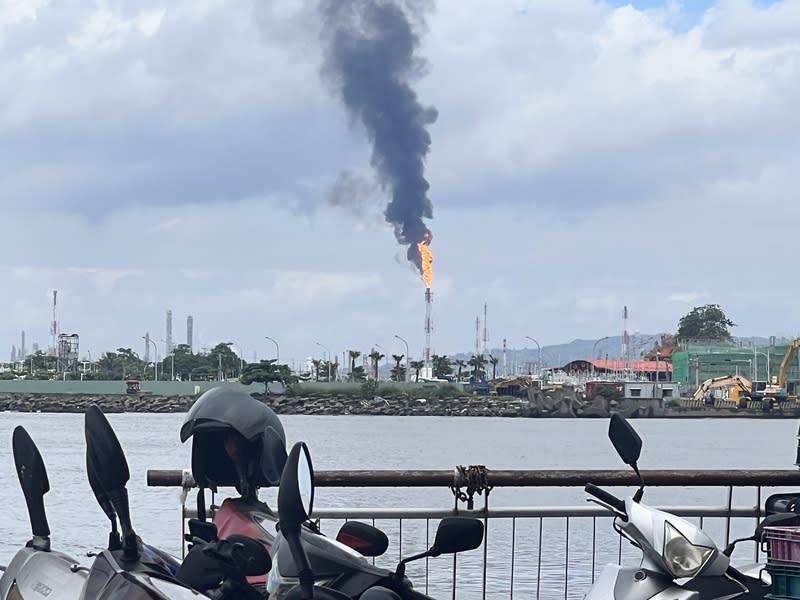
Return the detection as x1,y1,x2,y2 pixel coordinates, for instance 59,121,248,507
393,517,484,583
608,414,645,501
85,405,140,560
12,426,52,552
278,442,317,599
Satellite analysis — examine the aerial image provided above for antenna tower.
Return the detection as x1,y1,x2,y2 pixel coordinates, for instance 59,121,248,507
50,290,58,355
475,316,481,356
482,303,488,355
622,305,630,372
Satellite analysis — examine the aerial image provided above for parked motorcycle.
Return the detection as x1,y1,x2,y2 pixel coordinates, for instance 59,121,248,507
178,387,411,591
273,440,483,600
584,414,800,599
0,426,90,600
83,404,273,599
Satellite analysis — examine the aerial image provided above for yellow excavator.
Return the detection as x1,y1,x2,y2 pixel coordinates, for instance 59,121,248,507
745,338,800,405
777,338,800,398
691,375,753,407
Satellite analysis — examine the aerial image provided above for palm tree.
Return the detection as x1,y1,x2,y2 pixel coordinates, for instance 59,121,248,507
468,354,487,381
431,354,452,379
311,359,322,382
348,350,361,381
368,349,385,381
489,355,499,380
455,359,466,382
409,360,424,382
391,354,405,382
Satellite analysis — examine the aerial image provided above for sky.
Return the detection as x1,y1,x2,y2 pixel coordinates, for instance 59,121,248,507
1,0,799,367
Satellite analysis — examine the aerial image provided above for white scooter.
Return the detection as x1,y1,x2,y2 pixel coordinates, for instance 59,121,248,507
583,414,799,599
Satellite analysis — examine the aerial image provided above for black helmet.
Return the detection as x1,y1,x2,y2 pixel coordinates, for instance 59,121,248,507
180,387,287,498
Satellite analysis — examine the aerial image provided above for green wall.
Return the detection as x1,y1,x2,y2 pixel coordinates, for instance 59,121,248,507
0,380,261,396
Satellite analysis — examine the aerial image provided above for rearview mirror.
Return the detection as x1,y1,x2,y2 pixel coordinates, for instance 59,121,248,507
429,517,484,557
85,405,138,558
277,441,314,529
336,522,389,557
608,414,642,467
755,512,800,541
12,426,51,550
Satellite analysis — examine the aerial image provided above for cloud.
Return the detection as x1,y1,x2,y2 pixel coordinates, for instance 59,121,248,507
702,0,800,48
667,292,703,303
236,271,384,309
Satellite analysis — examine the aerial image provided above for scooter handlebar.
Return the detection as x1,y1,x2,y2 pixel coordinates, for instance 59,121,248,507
585,483,626,515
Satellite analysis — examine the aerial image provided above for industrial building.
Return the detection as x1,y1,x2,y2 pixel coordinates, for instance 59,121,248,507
672,340,800,388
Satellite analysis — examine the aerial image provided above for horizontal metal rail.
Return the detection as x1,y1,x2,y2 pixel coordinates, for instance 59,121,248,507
181,504,761,520
148,467,796,598
147,468,800,488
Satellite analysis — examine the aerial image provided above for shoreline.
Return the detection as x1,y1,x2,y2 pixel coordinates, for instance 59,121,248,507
1,392,799,419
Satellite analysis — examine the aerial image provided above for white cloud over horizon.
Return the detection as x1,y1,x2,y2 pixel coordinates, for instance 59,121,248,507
1,0,798,363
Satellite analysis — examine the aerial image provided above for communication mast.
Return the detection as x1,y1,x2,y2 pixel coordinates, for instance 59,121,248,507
482,303,488,355
474,316,481,356
622,305,630,373
50,290,58,355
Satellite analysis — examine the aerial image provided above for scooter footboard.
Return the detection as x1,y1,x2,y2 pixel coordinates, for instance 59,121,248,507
583,565,699,600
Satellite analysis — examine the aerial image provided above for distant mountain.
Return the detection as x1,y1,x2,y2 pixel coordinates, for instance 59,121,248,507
451,334,663,368
449,334,789,369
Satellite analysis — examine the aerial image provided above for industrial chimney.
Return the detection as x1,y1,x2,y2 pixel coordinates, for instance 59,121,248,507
186,315,194,352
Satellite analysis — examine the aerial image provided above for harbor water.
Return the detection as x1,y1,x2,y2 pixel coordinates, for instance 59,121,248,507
0,413,796,597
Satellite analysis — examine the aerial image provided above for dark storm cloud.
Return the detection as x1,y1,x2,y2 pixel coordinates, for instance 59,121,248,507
319,0,437,271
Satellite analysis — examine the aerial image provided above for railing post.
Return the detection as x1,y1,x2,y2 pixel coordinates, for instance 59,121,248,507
725,485,733,547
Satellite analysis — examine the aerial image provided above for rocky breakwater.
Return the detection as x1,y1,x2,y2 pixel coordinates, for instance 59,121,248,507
261,393,532,417
0,392,195,413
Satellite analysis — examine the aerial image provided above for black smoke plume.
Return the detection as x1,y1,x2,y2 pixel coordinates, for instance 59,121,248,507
319,0,437,273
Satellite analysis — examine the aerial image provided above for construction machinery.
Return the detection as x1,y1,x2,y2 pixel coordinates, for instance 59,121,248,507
746,338,800,404
691,374,753,407
777,338,800,397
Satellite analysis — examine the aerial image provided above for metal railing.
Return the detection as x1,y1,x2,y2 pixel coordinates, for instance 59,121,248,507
147,468,800,599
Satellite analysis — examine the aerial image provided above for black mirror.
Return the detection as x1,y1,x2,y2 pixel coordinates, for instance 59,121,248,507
277,441,315,529
756,513,800,540
12,426,51,550
429,517,484,557
187,518,218,544
608,414,642,467
766,492,800,516
336,522,389,557
85,405,139,558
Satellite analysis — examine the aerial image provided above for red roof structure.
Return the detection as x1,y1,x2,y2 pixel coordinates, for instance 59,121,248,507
559,359,672,373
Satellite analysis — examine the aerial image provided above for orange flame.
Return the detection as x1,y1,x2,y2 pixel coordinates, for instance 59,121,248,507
417,235,433,289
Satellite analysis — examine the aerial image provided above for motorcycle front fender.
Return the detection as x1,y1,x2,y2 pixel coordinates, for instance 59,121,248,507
584,565,699,600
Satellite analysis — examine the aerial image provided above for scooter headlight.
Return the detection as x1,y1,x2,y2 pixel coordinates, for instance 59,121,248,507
663,522,713,578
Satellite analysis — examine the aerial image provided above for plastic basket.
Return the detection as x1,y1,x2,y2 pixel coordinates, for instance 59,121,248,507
765,527,800,564
766,561,800,599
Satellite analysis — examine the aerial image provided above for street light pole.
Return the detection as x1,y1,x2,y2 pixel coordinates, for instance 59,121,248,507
591,336,610,377
375,343,389,380
265,336,280,364
394,334,409,383
525,336,542,376
316,342,331,382
160,339,175,381
143,336,158,381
